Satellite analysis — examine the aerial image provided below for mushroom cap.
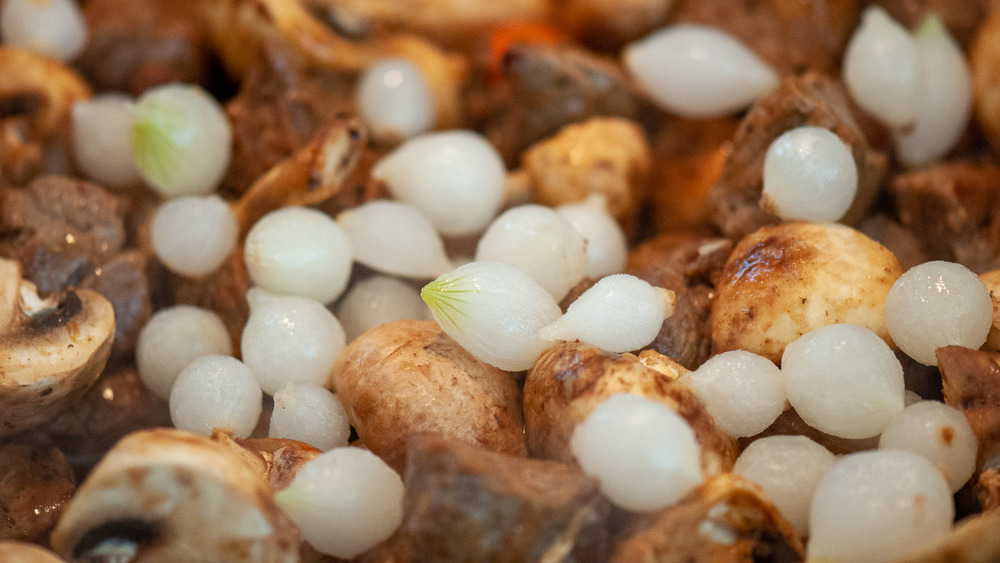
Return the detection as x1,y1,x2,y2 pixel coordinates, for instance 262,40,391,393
0,541,65,563
50,428,300,562
0,258,116,436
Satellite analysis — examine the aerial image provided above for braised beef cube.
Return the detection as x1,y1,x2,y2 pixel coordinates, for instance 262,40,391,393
172,249,251,353
888,161,1000,273
386,433,610,562
937,345,1000,468
706,72,888,240
0,444,76,545
79,249,155,358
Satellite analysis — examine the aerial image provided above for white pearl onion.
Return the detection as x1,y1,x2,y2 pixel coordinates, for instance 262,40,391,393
681,350,786,438
622,24,778,118
879,400,977,492
337,200,453,279
71,94,141,189
556,196,628,278
808,450,954,563
884,261,992,366
421,261,562,372
781,324,905,439
355,57,436,143
761,126,858,222
475,204,587,301
244,207,353,305
136,305,233,400
269,383,351,451
169,355,262,439
894,15,972,167
843,7,919,129
336,275,430,343
241,288,346,395
275,447,404,559
151,195,239,278
372,130,506,237
538,274,672,353
570,393,703,512
734,436,836,535
0,0,88,61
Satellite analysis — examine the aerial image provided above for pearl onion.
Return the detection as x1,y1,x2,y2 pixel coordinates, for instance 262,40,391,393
0,0,88,61
371,130,506,237
244,207,353,304
337,200,453,279
555,196,628,278
761,126,858,222
241,289,346,395
475,204,587,301
336,275,430,343
169,355,262,438
879,400,977,492
570,393,703,512
884,260,992,366
71,94,141,189
808,450,954,562
781,323,905,439
734,435,836,534
622,24,778,118
355,57,436,143
130,84,232,197
681,350,786,438
269,383,351,451
136,305,233,400
275,447,404,559
151,195,239,278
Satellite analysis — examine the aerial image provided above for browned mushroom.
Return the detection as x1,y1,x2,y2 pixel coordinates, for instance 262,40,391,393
0,541,65,563
0,258,115,436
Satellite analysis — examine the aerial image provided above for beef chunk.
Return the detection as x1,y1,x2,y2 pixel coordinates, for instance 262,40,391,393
888,160,1000,273
706,72,888,240
0,444,76,545
172,249,251,353
78,250,155,357
937,345,1000,468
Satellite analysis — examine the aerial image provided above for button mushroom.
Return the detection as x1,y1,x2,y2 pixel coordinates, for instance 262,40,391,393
0,257,115,436
50,428,299,562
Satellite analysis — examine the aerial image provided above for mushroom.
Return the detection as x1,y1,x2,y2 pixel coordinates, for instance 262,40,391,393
0,541,65,563
0,257,115,436
50,428,300,562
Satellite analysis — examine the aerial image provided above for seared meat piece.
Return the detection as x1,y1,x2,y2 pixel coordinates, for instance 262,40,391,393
78,250,155,357
937,345,1000,468
669,0,856,75
75,0,211,95
888,160,1000,273
626,234,731,369
0,444,76,545
706,72,888,240
172,249,251,353
371,433,609,562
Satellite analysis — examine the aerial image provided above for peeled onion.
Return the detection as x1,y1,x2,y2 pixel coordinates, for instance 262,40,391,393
337,200,453,279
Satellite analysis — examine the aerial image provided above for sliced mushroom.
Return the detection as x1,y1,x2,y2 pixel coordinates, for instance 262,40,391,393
0,258,115,436
50,428,300,562
0,541,65,563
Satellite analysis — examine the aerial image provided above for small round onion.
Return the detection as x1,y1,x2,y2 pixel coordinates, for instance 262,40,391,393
681,350,786,438
781,323,905,439
169,355,262,438
337,200,453,279
884,260,992,366
355,57,436,143
150,195,238,278
71,94,141,189
879,400,977,492
0,0,88,61
570,393,703,512
131,83,232,197
269,383,351,451
136,305,233,400
244,207,353,304
275,447,404,559
556,196,628,278
733,435,836,534
475,204,587,301
761,126,858,222
421,261,562,372
808,450,954,562
371,130,506,237
336,275,430,343
241,289,346,395
622,24,778,118
538,274,672,353
842,6,919,129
